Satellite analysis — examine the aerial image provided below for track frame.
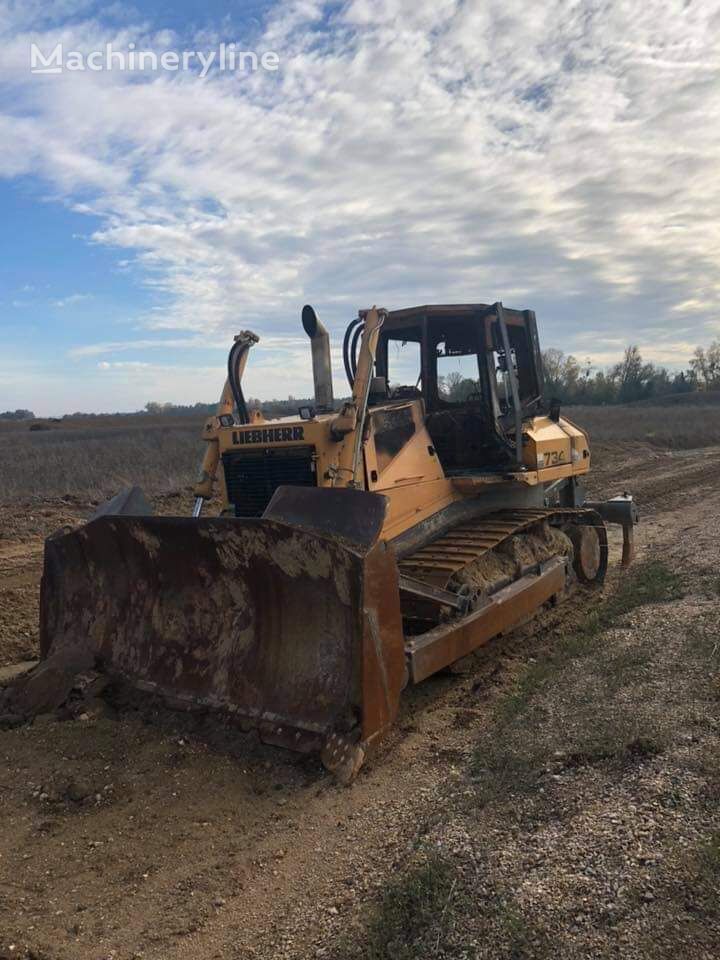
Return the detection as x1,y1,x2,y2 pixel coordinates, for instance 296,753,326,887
406,556,568,683
399,507,609,682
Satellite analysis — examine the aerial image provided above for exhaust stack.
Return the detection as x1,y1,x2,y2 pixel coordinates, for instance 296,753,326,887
302,304,334,412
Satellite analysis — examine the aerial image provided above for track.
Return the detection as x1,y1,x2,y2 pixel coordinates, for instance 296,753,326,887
400,507,608,587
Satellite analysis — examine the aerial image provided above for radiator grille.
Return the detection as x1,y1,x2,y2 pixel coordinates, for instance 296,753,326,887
222,445,316,517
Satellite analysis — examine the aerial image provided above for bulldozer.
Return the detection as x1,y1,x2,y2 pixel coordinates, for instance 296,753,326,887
8,302,637,781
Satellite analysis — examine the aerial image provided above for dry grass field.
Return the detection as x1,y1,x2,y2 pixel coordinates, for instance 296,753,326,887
0,415,202,503
570,404,720,449
2,402,720,505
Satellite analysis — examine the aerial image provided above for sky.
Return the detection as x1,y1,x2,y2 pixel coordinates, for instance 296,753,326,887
1,0,719,415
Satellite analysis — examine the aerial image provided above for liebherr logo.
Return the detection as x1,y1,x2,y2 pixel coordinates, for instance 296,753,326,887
232,426,305,445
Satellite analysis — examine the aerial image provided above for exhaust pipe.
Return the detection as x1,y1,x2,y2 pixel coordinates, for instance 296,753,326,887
302,304,334,412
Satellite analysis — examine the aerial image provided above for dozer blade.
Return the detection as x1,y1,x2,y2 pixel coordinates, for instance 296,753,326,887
28,489,406,772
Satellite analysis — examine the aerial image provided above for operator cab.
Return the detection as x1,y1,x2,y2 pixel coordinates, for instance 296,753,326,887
369,304,545,473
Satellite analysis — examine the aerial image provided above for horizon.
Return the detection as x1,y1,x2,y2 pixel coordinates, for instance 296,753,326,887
1,335,708,419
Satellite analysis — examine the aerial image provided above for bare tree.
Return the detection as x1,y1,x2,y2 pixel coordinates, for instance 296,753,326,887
690,341,720,389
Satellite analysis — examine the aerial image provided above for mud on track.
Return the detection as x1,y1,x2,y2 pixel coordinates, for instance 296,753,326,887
0,444,719,960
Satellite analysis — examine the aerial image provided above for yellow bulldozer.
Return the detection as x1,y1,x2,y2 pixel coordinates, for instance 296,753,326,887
8,302,636,781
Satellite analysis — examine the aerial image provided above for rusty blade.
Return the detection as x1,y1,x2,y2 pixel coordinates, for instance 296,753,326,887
39,513,405,751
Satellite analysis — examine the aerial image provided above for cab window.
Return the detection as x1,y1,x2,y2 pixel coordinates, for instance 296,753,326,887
386,337,422,394
437,343,481,402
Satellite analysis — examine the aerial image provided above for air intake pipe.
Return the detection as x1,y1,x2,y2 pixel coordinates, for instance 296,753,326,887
302,304,334,412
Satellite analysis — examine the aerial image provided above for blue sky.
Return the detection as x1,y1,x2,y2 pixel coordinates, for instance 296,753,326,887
1,0,719,414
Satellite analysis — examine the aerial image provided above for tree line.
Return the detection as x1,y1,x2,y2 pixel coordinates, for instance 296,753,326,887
0,408,36,420
8,340,720,420
144,396,322,418
541,341,720,405
433,340,720,406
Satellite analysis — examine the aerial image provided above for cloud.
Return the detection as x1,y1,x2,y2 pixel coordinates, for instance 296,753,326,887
69,331,313,358
97,359,151,369
2,0,720,412
52,292,92,307
69,336,208,357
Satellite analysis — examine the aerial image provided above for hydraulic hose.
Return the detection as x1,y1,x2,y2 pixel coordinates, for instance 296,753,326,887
342,316,362,388
350,323,364,381
228,339,250,424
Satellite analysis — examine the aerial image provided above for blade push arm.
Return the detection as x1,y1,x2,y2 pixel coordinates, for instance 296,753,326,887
330,306,385,488
193,331,258,516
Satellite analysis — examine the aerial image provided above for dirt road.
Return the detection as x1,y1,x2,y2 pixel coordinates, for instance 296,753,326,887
1,444,718,959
